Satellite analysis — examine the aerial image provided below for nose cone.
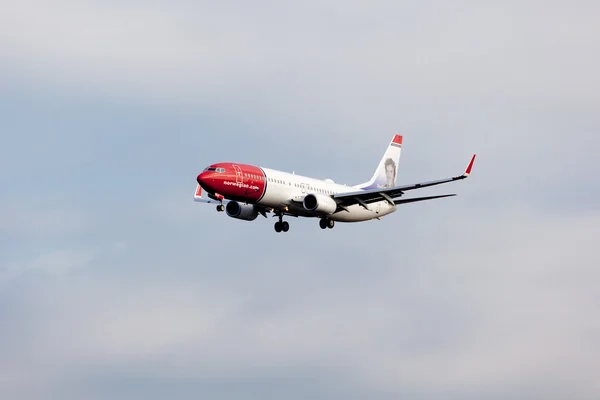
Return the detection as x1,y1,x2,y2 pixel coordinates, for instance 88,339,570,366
197,171,208,185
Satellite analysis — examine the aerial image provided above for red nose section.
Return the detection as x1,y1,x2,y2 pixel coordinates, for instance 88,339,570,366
196,163,267,203
197,171,213,185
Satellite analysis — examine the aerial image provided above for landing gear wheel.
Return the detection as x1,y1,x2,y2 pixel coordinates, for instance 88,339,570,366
319,218,328,229
327,219,335,229
282,221,289,232
274,221,282,232
216,204,225,212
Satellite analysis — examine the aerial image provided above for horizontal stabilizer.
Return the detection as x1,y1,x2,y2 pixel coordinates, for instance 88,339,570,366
394,194,456,205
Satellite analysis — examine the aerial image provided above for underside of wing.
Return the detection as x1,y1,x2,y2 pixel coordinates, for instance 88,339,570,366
393,194,456,205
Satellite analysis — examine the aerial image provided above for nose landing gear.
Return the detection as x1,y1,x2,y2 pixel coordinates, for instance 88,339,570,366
212,193,226,212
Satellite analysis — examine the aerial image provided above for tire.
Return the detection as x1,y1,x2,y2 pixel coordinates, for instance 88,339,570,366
282,221,289,232
328,219,335,229
274,222,282,232
319,219,328,229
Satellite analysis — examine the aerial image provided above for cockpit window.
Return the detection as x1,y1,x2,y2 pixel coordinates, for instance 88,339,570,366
203,166,225,173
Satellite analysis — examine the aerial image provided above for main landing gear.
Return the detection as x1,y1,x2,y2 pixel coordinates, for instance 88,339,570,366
319,218,335,230
274,214,289,233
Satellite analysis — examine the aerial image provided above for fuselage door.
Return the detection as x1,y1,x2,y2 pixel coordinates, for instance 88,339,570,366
300,183,306,194
232,165,243,183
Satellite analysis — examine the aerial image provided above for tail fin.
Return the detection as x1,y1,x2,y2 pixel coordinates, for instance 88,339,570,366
355,134,403,189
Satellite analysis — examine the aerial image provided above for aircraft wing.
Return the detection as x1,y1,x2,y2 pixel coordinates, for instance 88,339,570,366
333,154,476,208
193,184,229,204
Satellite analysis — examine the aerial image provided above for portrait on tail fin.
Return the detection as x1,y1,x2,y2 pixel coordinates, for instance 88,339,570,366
384,158,396,188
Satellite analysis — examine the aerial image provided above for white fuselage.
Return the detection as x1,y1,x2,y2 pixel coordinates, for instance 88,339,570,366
258,167,396,222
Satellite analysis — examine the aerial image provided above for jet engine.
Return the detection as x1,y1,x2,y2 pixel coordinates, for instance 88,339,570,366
303,193,337,215
225,201,259,221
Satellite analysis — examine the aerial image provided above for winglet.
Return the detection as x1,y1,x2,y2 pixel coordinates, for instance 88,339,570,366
194,184,203,198
463,154,476,177
194,184,214,203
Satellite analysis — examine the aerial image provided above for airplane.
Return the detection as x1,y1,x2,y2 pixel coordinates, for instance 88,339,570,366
194,134,476,232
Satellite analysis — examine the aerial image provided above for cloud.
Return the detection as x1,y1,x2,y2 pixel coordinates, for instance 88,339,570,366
2,208,599,399
0,201,91,237
28,248,93,274
1,248,94,283
3,2,599,126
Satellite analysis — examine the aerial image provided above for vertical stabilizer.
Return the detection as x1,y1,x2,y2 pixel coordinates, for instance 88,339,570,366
355,134,403,189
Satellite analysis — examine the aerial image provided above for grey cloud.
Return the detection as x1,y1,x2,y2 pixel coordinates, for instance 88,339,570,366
0,199,91,238
2,2,599,122
2,208,599,399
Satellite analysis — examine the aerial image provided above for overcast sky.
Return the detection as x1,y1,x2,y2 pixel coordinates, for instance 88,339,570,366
1,1,600,399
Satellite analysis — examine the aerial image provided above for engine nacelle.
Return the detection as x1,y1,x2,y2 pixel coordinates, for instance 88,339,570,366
303,193,337,215
225,201,259,221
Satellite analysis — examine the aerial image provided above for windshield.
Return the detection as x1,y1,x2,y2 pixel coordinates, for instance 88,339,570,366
203,167,225,173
